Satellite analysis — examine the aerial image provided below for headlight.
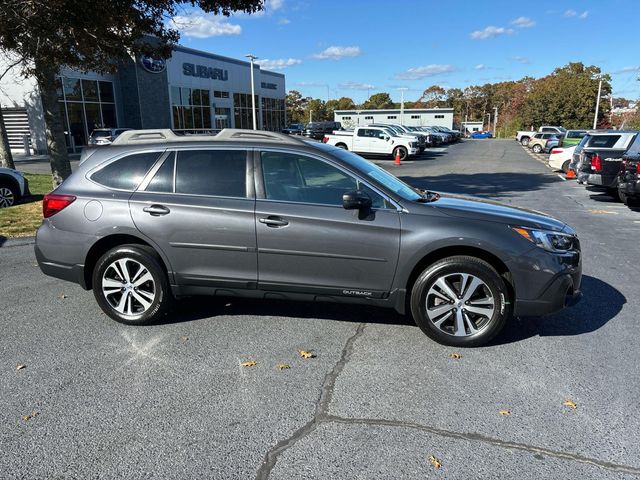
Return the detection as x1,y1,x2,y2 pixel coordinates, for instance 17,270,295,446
511,226,576,253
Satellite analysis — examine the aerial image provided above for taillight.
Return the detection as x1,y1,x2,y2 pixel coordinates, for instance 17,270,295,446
550,149,563,154
591,154,602,172
322,136,329,143
43,194,76,218
636,162,640,174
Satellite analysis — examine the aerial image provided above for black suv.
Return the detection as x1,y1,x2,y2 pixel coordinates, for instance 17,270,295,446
617,134,640,207
35,129,581,347
303,121,342,140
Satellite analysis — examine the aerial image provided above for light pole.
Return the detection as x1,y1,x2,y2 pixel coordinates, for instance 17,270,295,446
493,106,498,138
398,87,408,125
309,110,313,123
593,76,603,130
245,54,258,130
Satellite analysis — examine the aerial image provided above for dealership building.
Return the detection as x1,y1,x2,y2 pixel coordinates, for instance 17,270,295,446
334,108,454,130
0,45,286,154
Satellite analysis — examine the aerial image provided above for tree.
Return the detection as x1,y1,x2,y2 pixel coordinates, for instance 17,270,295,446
0,0,264,186
0,53,21,169
304,98,327,122
286,90,306,124
362,92,393,110
415,85,447,108
325,96,355,120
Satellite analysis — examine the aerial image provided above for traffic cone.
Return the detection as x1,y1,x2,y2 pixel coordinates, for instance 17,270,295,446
394,149,401,166
566,169,576,179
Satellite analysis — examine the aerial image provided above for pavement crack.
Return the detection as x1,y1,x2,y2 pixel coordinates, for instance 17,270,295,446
254,323,366,480
323,415,640,476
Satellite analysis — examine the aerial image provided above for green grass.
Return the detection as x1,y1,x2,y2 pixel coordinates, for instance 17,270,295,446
0,173,52,238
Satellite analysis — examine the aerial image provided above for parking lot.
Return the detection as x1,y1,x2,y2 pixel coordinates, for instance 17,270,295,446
2,139,639,479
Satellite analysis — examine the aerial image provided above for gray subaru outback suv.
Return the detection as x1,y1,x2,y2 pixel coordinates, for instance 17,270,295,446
35,129,581,347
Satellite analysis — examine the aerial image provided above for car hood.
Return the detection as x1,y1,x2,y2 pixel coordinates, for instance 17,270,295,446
430,193,568,232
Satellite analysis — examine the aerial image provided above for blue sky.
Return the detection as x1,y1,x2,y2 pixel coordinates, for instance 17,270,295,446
171,0,640,102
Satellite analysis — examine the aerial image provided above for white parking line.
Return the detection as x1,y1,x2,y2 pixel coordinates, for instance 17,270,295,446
557,174,567,181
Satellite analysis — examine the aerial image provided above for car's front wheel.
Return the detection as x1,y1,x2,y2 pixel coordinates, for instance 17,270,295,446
93,245,171,325
532,144,542,153
520,137,530,146
410,256,510,347
393,146,408,161
0,182,18,208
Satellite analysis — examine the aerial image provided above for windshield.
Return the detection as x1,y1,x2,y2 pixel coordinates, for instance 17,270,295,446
91,130,111,138
315,145,422,201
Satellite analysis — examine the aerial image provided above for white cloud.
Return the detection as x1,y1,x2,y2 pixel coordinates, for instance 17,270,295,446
266,0,284,11
470,26,514,40
579,10,589,19
313,46,362,60
394,64,455,80
564,9,577,17
614,66,640,74
278,18,291,25
339,81,375,90
511,16,535,28
255,58,301,70
169,13,241,37
511,56,530,64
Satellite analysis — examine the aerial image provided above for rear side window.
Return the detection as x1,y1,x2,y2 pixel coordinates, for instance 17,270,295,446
175,150,247,197
91,151,162,190
587,135,621,148
567,131,586,139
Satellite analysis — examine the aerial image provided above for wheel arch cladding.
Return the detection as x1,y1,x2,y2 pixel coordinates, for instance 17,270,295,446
83,234,170,290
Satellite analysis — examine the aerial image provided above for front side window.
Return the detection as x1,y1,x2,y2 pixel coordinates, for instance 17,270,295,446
175,150,247,198
261,152,385,208
91,151,162,190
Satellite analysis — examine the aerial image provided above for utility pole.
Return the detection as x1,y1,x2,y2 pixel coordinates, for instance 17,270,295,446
245,54,258,130
593,78,602,130
398,88,407,125
493,106,498,138
309,110,313,123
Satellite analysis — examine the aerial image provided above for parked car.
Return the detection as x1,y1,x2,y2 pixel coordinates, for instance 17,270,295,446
35,128,582,347
302,121,342,140
574,131,638,195
516,126,566,146
617,135,640,207
368,123,427,152
558,129,587,148
544,136,560,153
323,126,419,161
528,133,559,153
470,131,493,139
88,128,133,146
0,167,30,208
282,124,304,135
548,146,576,173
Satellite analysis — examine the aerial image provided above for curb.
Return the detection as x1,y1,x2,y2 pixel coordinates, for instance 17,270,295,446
0,236,36,248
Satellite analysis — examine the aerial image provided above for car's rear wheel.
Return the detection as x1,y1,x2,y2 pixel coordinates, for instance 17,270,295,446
561,160,570,174
532,144,542,153
410,256,510,347
393,146,408,161
93,245,170,325
0,182,18,208
520,137,530,146
336,143,348,150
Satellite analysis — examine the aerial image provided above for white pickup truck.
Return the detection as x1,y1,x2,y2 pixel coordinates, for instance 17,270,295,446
516,126,566,146
322,126,419,161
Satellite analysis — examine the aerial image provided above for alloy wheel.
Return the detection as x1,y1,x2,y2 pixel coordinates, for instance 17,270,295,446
0,187,15,208
102,258,156,317
425,273,495,337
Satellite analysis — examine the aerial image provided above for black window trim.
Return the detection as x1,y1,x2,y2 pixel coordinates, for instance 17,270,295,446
87,149,168,192
140,147,254,200
254,147,401,211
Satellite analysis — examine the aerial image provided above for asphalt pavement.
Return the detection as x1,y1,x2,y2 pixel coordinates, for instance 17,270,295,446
1,139,639,479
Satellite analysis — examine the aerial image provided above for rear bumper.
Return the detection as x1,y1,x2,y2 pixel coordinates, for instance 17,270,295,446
35,243,88,289
587,173,617,188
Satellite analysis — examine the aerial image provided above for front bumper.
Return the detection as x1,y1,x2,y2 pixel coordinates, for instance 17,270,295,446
408,148,419,155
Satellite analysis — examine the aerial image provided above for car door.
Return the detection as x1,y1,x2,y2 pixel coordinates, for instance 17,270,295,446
129,148,257,289
254,149,401,297
369,128,390,154
352,128,372,153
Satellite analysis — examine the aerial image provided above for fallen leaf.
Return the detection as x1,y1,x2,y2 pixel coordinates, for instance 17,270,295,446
429,455,442,470
241,360,257,367
16,364,26,371
563,399,577,409
60,294,68,299
276,363,290,370
180,336,189,343
22,411,39,422
449,353,462,359
499,409,511,416
298,350,315,359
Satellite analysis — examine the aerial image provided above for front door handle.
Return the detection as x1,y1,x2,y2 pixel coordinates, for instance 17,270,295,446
143,204,170,216
259,216,289,227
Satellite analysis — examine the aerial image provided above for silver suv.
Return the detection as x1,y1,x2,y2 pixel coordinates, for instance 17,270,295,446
36,129,582,347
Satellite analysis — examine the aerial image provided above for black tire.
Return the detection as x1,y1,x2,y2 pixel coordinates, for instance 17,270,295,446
520,137,530,147
336,143,348,150
92,244,171,325
561,160,570,174
606,187,622,202
0,181,19,208
532,144,542,154
393,146,408,161
410,256,510,347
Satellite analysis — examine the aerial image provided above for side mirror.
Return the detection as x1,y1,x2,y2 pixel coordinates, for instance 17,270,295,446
343,190,372,210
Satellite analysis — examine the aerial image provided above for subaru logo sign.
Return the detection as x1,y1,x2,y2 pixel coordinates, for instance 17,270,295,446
140,56,166,74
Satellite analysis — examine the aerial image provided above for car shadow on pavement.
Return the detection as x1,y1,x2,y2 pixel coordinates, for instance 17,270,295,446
492,275,625,345
399,172,560,198
162,296,414,327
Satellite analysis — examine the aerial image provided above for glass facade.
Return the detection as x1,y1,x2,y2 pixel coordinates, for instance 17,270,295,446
56,76,117,149
261,97,286,132
233,93,258,129
171,87,212,131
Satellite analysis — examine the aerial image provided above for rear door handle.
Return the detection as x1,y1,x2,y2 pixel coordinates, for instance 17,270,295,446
259,216,289,227
143,204,170,216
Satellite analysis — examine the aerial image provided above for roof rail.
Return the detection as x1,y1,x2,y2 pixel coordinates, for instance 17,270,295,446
109,128,306,146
